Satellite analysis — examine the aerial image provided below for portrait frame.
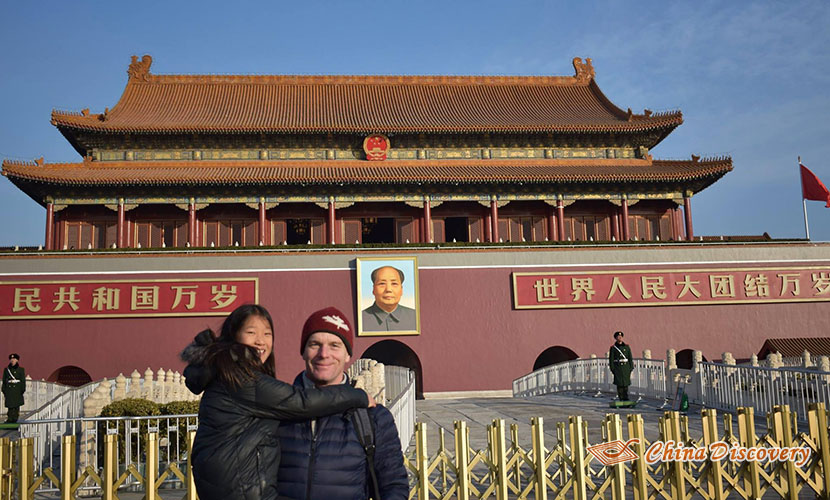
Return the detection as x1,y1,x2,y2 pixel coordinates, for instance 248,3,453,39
356,256,420,336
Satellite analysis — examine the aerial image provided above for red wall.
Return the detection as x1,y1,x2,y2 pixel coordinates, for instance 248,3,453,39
2,261,828,392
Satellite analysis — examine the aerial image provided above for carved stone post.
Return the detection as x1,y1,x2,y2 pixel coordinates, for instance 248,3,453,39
692,350,703,372
142,368,154,400
113,374,127,401
126,370,141,398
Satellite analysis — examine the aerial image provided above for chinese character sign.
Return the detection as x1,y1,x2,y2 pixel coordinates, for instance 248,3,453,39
0,278,258,319
512,268,830,309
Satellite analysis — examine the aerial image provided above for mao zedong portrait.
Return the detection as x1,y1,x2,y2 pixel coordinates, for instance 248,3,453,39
361,266,417,332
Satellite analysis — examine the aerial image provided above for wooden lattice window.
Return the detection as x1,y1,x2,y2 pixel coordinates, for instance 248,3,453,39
497,220,509,242
343,219,361,244
65,221,116,249
135,221,187,248
566,215,610,241
431,219,445,243
271,220,286,245
310,219,325,244
468,218,483,243
203,219,257,247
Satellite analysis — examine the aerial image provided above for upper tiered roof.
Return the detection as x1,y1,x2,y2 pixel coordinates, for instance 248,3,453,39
51,55,682,138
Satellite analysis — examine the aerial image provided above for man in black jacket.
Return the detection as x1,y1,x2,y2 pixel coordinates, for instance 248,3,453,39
277,307,409,500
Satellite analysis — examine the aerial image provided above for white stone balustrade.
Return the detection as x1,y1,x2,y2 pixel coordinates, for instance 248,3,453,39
80,367,197,416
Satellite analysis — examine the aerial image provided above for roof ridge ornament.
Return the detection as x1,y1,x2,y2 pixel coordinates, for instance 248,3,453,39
572,57,595,83
128,54,153,82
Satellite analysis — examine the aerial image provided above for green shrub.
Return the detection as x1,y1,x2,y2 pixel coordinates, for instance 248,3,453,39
100,398,161,417
98,399,161,465
97,399,200,464
159,400,199,416
159,401,201,454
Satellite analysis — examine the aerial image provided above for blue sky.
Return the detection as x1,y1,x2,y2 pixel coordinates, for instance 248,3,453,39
1,1,829,245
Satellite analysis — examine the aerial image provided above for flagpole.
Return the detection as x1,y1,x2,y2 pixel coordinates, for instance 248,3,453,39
799,156,810,240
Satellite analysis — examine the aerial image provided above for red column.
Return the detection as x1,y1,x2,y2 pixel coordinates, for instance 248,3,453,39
424,200,432,242
490,199,499,242
188,202,196,246
328,200,336,244
45,202,54,250
611,211,620,241
556,200,565,241
621,199,630,240
547,206,556,241
258,201,267,245
484,212,492,242
117,201,126,248
671,206,680,240
684,195,694,241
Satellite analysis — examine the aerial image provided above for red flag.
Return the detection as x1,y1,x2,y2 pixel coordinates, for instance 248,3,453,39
800,163,830,208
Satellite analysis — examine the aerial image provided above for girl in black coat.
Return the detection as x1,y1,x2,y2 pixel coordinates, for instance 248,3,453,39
181,304,372,500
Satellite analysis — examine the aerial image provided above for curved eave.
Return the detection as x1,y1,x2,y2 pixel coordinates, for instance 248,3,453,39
51,118,684,136
2,157,732,188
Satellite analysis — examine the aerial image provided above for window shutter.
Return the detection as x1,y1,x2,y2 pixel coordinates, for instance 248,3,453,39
659,215,671,240
596,216,610,241
532,217,545,241
105,223,117,248
79,223,93,249
244,220,257,246
468,217,483,243
271,220,286,245
137,223,150,248
573,217,585,241
311,219,325,244
497,220,509,242
637,217,648,240
67,224,79,249
150,222,163,247
396,218,414,243
206,222,218,247
563,217,573,241
431,219,445,243
344,219,361,244
509,218,521,242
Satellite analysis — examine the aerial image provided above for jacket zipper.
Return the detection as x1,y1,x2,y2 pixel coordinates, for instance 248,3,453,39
257,448,263,493
305,423,317,500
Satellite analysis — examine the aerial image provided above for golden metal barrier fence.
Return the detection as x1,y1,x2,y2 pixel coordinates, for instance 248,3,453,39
405,403,830,500
0,404,828,499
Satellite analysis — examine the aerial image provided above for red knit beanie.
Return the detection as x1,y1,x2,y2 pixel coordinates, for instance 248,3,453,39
300,306,354,355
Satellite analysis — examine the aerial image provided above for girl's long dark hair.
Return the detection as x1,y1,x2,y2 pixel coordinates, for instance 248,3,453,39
203,304,276,388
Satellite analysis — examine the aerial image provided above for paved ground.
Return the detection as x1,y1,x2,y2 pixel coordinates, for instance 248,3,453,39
411,392,761,455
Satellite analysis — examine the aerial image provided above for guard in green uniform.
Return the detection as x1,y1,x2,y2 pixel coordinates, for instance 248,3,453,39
2,354,26,423
608,332,633,401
